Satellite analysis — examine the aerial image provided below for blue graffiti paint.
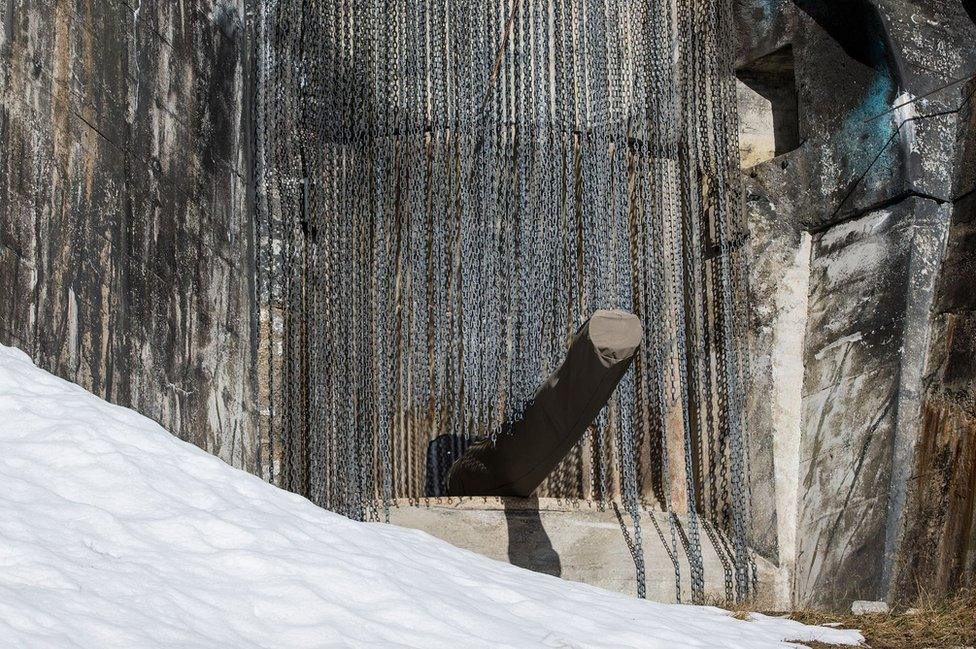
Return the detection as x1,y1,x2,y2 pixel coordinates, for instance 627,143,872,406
833,17,901,195
847,71,897,178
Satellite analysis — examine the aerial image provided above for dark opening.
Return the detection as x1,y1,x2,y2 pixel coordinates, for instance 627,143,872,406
792,0,890,72
425,434,477,497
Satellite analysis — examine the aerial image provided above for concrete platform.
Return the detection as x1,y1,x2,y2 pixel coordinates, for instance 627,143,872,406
388,497,784,606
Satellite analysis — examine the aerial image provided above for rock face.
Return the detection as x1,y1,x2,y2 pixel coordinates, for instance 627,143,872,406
0,1,261,473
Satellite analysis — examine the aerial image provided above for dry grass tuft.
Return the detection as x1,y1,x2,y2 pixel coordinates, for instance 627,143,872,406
785,589,976,648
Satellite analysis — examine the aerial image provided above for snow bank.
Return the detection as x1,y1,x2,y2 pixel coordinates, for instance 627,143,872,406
0,345,862,648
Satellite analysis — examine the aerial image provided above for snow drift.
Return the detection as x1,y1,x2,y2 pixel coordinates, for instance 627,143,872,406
0,345,861,648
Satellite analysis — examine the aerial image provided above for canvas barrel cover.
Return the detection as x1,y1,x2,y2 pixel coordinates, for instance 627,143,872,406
447,310,642,497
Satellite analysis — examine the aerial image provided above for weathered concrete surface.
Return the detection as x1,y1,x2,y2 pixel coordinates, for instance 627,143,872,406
0,0,260,471
795,197,948,607
742,194,810,603
891,78,976,602
389,498,780,606
734,0,912,581
735,0,976,609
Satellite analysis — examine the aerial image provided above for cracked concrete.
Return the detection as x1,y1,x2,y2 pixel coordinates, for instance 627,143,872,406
738,0,976,610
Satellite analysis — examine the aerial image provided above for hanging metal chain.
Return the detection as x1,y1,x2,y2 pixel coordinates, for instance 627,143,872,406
255,0,753,603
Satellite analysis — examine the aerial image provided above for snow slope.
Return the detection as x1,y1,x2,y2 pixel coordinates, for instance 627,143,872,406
0,345,862,648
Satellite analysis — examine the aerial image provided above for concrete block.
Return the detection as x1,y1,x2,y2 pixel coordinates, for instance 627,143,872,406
851,600,890,615
389,497,783,607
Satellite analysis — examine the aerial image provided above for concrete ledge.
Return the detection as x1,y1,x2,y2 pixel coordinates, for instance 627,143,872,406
388,497,782,606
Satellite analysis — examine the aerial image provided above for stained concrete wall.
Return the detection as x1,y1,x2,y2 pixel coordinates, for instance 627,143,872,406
389,497,780,605
0,0,261,472
796,197,947,605
892,77,976,602
736,0,976,609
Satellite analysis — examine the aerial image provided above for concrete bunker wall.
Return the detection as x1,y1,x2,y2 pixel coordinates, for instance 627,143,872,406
0,0,973,611
737,0,976,608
